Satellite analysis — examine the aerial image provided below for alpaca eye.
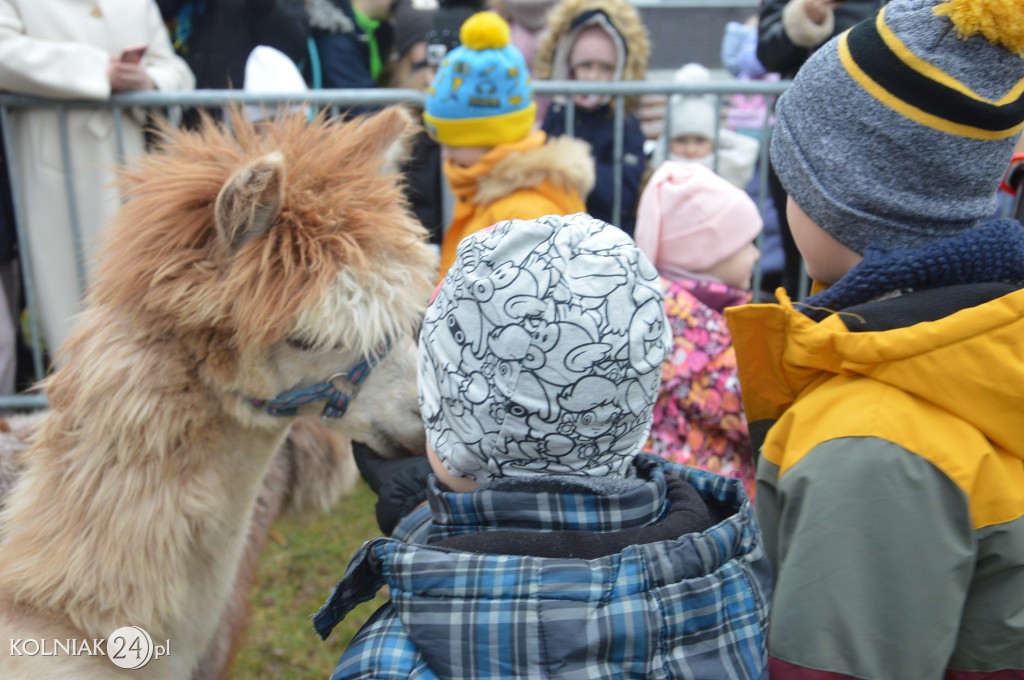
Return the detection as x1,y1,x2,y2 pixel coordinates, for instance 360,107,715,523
286,336,318,352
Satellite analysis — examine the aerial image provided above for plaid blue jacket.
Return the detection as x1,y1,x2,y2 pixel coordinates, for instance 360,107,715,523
314,455,772,680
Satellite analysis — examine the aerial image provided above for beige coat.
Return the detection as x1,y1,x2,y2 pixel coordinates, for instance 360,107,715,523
0,0,194,357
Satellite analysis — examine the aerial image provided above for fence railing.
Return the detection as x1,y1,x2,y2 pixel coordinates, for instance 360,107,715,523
0,80,790,410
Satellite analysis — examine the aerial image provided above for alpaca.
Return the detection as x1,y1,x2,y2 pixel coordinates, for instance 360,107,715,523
0,412,356,680
0,106,437,679
194,415,358,680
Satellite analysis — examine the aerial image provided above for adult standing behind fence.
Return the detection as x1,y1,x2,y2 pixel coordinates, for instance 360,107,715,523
157,0,309,127
0,0,194,363
305,0,394,115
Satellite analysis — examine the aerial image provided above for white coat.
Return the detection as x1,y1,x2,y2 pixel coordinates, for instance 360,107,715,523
0,0,195,358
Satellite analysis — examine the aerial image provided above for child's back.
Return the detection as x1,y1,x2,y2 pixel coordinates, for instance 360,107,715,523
315,213,771,680
726,1,1024,676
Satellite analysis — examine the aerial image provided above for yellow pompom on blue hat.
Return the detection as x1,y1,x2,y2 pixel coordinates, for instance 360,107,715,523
423,12,536,147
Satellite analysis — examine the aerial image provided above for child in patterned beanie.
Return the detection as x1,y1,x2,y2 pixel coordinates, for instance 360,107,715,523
315,213,772,680
725,0,1024,677
634,161,763,501
422,11,594,280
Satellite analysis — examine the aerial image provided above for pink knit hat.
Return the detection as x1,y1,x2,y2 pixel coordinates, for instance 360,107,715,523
634,161,763,277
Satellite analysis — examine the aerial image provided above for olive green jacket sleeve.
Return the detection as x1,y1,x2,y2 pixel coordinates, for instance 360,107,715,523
757,436,976,680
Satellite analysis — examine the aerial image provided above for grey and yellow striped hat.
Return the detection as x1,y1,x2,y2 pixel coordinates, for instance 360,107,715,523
771,0,1024,254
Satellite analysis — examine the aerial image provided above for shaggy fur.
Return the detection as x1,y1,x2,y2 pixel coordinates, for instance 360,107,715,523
194,416,357,680
0,413,38,512
0,412,355,680
474,135,596,206
0,107,436,679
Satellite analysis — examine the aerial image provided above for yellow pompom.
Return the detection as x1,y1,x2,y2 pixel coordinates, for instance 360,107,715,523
935,0,1024,54
460,12,511,51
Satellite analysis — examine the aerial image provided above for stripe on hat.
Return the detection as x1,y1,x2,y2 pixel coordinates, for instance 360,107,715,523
839,5,1024,140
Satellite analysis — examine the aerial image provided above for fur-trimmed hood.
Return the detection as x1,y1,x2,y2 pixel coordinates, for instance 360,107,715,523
306,0,356,33
474,134,595,205
534,0,650,107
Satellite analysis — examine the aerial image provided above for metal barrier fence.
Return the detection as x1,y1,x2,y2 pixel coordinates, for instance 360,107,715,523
0,79,789,410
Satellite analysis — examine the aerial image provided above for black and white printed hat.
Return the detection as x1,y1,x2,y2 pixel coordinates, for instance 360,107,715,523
418,213,671,484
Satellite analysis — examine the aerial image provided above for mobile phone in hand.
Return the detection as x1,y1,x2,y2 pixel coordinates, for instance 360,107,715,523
120,44,147,63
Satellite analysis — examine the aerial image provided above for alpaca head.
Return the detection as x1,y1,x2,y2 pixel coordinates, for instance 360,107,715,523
80,106,437,456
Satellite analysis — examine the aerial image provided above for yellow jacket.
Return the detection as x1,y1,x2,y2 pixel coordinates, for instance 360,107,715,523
726,281,1024,679
439,131,594,279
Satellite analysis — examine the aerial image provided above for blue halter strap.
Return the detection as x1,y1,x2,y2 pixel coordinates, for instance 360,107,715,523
249,339,391,419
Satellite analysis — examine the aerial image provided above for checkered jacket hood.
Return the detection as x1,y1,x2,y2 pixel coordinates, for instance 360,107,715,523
314,456,772,679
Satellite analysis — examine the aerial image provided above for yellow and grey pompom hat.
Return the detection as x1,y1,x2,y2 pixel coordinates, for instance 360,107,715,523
771,0,1024,254
422,11,537,147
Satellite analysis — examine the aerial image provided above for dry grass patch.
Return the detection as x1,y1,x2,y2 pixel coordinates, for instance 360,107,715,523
228,479,388,680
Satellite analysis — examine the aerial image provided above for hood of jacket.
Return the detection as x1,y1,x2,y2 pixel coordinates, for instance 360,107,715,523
534,0,649,111
727,283,1024,462
469,132,595,206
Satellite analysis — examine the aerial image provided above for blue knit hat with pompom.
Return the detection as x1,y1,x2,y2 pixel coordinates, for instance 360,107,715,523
423,12,536,147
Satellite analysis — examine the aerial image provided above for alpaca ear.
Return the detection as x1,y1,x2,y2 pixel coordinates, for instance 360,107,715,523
360,106,419,176
215,151,286,254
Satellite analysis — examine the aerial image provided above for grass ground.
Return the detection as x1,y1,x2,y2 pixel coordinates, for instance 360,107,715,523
227,479,389,680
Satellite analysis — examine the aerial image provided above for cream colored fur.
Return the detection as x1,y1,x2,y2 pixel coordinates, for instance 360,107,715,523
782,0,835,48
0,412,356,680
0,107,437,679
474,135,596,207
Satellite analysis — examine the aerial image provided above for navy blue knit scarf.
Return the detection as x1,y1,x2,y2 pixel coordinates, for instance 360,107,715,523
797,218,1024,321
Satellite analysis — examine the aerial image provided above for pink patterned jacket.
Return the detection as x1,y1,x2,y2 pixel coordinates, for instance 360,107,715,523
644,277,756,502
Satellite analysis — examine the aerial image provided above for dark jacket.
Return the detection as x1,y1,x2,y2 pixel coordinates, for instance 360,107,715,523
542,102,645,236
0,123,16,263
401,130,444,244
306,0,394,90
157,0,309,90
756,0,886,79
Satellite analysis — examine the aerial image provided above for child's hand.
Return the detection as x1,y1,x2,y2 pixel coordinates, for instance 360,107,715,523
108,58,155,93
353,442,433,536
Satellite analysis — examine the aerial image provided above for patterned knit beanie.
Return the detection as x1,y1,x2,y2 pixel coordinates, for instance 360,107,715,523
418,213,671,484
423,11,536,146
771,0,1024,254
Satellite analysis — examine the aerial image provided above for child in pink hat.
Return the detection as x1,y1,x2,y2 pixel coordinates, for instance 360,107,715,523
634,160,762,500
